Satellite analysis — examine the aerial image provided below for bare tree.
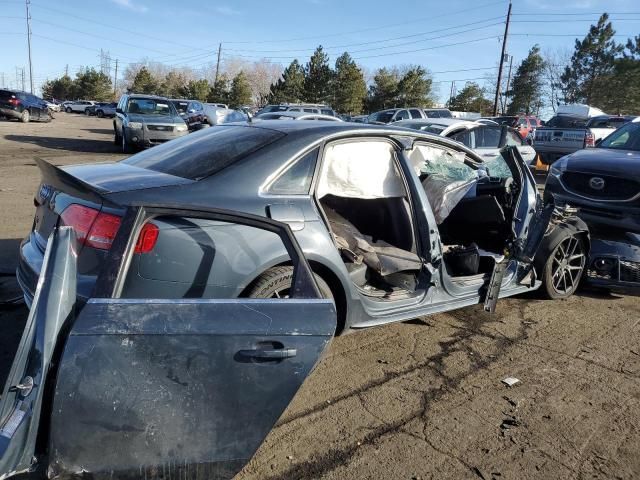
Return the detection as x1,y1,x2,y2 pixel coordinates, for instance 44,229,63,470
542,48,571,112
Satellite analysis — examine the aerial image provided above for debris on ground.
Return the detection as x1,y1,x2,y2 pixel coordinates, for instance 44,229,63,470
501,377,520,387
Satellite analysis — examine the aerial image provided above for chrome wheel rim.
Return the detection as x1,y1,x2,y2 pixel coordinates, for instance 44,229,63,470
551,236,585,295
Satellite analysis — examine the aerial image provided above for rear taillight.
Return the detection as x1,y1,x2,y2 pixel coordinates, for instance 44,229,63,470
134,222,159,254
60,204,121,250
585,131,595,148
8,98,20,106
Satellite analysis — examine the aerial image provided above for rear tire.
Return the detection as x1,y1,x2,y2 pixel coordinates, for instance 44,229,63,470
539,234,586,299
97,110,104,118
245,266,333,300
20,109,30,123
65,107,72,113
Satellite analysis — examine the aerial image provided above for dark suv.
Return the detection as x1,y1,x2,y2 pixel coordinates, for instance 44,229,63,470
170,98,206,129
0,89,50,123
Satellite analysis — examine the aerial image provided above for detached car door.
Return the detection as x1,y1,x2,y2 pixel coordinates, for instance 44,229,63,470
0,205,336,479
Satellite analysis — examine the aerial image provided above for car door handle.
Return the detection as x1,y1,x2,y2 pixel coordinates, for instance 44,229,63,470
238,348,297,360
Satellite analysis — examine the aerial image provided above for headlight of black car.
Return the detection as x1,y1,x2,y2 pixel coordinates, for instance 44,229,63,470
549,157,568,177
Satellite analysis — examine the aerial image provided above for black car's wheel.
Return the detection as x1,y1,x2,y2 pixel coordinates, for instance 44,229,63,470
96,110,104,118
246,266,333,300
20,109,30,123
65,107,72,113
121,130,131,153
540,235,586,299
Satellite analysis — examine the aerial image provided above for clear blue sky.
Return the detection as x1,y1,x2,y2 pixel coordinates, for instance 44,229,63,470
1,0,639,103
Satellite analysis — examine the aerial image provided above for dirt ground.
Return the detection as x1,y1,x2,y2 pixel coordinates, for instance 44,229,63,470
0,114,639,480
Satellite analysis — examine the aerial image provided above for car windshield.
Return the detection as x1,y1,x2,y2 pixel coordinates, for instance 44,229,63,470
545,115,587,128
122,126,285,180
598,121,640,151
369,111,395,123
128,98,175,115
170,101,189,113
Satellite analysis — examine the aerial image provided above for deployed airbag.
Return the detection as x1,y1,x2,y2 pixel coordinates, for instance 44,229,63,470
421,175,477,224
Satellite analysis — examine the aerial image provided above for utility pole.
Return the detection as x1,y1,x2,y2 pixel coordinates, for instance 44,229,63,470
65,64,69,77
25,0,34,93
0,73,4,88
214,43,222,85
21,68,26,91
448,81,455,106
113,59,118,97
493,0,512,116
15,67,19,90
503,54,514,114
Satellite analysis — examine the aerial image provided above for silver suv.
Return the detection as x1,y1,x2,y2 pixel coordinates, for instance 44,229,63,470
114,94,189,152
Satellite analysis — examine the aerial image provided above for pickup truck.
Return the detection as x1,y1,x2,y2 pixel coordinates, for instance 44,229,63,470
535,114,636,165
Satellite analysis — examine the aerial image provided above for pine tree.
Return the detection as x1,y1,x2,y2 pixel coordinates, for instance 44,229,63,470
367,68,399,111
333,53,367,114
130,67,160,95
447,82,492,115
228,71,252,108
560,13,623,106
41,74,75,101
507,45,545,114
606,35,640,114
184,79,210,102
74,68,113,101
160,71,188,98
396,66,433,107
268,59,305,104
304,46,333,104
208,74,230,104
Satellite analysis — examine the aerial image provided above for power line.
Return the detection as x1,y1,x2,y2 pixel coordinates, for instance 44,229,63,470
352,35,502,60
511,11,640,16
224,0,507,44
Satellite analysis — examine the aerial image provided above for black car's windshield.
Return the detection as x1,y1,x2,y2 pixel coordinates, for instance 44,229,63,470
122,126,285,180
128,98,176,115
545,115,587,128
171,101,189,113
369,111,394,123
598,121,640,151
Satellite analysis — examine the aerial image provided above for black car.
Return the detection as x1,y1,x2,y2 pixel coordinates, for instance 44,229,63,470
170,98,206,129
0,89,50,123
545,119,640,294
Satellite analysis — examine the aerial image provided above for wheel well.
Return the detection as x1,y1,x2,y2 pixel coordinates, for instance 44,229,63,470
240,260,347,335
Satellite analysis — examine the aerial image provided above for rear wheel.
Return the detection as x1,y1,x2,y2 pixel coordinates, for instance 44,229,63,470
245,266,333,300
84,108,91,116
540,235,586,299
65,107,72,113
20,109,30,123
96,110,104,118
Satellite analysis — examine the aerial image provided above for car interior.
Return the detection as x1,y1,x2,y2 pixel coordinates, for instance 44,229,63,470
316,139,519,299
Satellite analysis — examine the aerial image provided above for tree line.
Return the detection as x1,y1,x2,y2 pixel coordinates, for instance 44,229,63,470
41,15,640,116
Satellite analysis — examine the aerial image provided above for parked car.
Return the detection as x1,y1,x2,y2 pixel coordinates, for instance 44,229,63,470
95,102,117,118
170,98,206,130
0,89,51,122
202,104,248,125
12,122,588,478
585,115,636,142
545,118,640,295
534,104,606,165
423,108,453,118
255,111,342,121
44,100,60,112
84,102,110,116
394,118,537,166
113,94,188,152
257,103,336,116
483,115,541,139
64,100,96,114
368,108,427,124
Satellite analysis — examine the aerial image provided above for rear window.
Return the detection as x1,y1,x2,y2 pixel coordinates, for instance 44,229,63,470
122,126,285,180
546,115,587,128
0,90,16,99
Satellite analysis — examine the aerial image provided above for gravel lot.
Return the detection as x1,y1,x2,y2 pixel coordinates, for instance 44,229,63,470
1,114,639,480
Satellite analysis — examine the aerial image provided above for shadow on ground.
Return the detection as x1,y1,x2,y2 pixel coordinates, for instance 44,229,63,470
4,134,118,153
83,128,114,135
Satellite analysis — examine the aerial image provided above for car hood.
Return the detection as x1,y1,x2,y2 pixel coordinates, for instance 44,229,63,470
127,113,183,124
562,148,640,176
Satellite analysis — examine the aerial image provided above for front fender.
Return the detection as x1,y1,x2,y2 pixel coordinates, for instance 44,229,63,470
533,216,590,275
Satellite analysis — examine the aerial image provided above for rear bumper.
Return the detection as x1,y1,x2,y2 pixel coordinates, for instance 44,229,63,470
0,107,22,119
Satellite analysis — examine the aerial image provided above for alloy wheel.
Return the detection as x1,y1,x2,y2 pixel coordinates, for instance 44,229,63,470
550,236,585,295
